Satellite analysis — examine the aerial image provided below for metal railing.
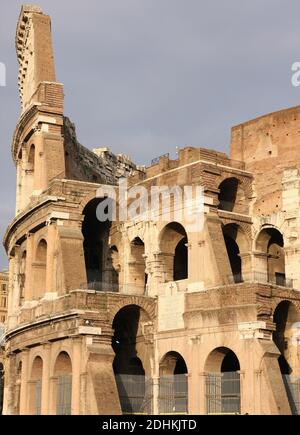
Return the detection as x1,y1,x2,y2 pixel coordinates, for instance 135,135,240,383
228,272,294,288
115,375,153,415
206,372,240,415
159,374,188,414
283,375,300,415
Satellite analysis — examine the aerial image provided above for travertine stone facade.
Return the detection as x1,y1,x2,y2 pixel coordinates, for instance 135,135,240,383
2,5,300,415
0,271,8,325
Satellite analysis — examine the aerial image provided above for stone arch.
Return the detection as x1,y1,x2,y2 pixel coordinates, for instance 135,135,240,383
159,222,188,282
32,238,47,299
204,347,241,415
79,190,99,213
217,175,250,214
28,356,43,415
222,223,250,283
128,236,147,293
19,249,27,305
273,300,300,376
112,304,153,414
82,197,114,290
159,351,188,414
52,351,72,415
204,347,240,372
108,296,156,324
159,351,188,376
255,226,286,286
28,144,35,168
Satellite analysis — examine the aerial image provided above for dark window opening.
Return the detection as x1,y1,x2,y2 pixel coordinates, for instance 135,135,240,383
173,237,188,281
82,198,117,289
224,234,242,283
218,178,239,212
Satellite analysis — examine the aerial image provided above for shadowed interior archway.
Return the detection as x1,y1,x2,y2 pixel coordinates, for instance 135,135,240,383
53,352,72,415
205,347,241,415
29,356,43,415
159,222,188,282
82,198,118,291
112,305,152,414
159,351,188,414
256,227,286,286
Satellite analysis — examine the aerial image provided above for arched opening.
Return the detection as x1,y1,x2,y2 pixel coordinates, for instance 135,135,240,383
53,352,72,415
27,144,35,196
0,363,4,415
28,145,35,179
218,178,239,212
256,228,286,286
28,145,35,170
205,347,241,415
19,251,26,305
128,237,147,293
109,246,120,290
33,239,47,299
160,222,188,282
112,305,151,414
174,238,188,281
159,351,188,414
82,198,116,291
222,224,248,284
273,301,300,414
29,357,43,415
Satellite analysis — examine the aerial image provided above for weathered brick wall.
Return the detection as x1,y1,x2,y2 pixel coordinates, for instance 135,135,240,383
230,105,300,215
63,117,141,184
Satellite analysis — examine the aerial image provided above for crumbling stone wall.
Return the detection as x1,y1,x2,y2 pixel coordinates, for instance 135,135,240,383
63,117,142,185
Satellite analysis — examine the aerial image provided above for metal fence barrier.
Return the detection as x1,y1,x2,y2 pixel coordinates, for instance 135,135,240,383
115,374,153,414
206,372,240,415
159,374,188,414
283,375,300,415
228,272,293,288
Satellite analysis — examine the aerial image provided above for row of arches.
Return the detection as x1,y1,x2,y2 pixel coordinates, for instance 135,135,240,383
25,351,72,415
82,199,189,291
112,301,300,415
222,223,287,286
112,304,241,415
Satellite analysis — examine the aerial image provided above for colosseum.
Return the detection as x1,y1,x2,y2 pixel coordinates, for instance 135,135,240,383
2,4,300,415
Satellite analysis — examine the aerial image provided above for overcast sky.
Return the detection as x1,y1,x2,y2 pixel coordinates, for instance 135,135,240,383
1,0,300,269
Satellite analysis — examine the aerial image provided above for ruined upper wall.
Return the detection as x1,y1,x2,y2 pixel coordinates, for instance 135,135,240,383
230,105,300,214
63,117,140,184
16,5,57,111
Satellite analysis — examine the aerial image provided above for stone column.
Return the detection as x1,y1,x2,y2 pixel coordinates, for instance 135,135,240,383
188,336,201,414
19,349,30,415
2,353,16,415
46,223,55,295
199,372,207,415
41,344,51,415
253,252,268,282
7,255,16,330
12,246,21,316
152,376,159,415
71,338,82,415
239,252,253,281
24,233,34,301
146,252,166,297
